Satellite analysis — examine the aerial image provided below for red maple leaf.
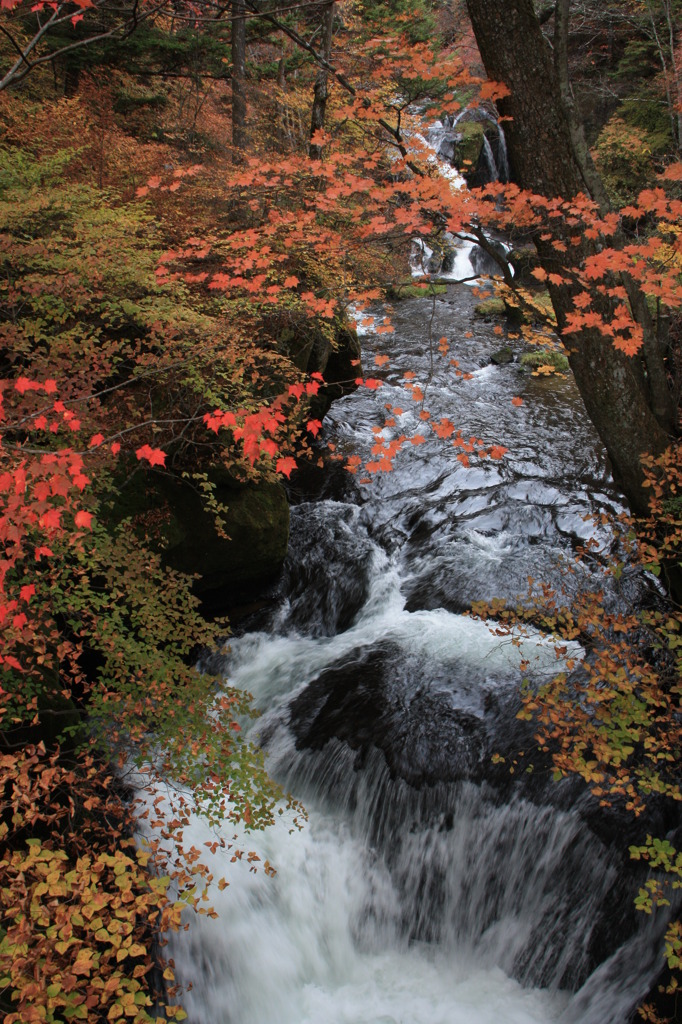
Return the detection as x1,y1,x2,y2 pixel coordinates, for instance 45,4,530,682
276,457,297,478
489,445,508,460
74,510,94,529
135,445,167,467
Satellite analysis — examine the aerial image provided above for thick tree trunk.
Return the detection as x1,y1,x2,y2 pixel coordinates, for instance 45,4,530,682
466,0,672,514
309,2,335,159
232,0,247,159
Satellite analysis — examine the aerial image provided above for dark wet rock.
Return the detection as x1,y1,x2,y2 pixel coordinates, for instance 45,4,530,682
289,643,487,787
508,246,541,285
280,505,373,637
162,472,289,593
112,468,290,606
279,317,362,419
469,241,510,278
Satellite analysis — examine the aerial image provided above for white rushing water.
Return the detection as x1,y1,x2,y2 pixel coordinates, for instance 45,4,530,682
145,542,656,1024
160,797,570,1024
141,214,665,1022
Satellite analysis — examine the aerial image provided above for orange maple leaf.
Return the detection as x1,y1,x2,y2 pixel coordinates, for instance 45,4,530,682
276,457,297,478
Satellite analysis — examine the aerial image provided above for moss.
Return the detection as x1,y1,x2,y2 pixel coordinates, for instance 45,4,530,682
474,297,507,318
454,121,485,171
520,349,569,371
388,281,448,299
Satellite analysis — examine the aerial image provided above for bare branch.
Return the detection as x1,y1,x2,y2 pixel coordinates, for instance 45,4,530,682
0,0,168,91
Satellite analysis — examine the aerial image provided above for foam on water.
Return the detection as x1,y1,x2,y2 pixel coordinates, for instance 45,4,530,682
227,544,581,719
150,789,571,1024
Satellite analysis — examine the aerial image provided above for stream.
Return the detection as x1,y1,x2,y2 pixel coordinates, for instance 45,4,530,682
154,282,669,1024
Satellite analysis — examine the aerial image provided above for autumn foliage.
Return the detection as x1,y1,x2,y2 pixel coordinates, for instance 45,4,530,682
0,0,681,1019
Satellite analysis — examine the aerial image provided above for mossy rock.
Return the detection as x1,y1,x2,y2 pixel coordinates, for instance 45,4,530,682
278,317,362,418
530,291,555,320
519,349,569,371
474,297,507,318
279,326,315,373
490,346,514,365
388,281,448,299
159,473,290,593
111,468,290,596
476,291,550,326
454,121,486,171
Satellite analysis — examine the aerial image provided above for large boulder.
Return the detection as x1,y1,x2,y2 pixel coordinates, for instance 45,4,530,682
112,467,290,608
288,643,487,788
158,471,290,597
278,317,362,419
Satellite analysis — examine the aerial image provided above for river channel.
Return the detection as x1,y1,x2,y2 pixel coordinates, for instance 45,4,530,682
156,282,668,1024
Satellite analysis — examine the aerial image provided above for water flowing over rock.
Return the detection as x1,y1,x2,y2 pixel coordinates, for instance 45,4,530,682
427,107,511,187
148,285,674,1024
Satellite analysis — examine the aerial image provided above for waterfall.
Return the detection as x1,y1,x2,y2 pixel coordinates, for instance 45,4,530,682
151,548,668,1024
481,134,498,182
411,110,513,283
141,114,673,1024
497,124,510,183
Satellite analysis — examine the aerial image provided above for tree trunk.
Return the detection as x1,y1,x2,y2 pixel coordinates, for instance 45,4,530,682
309,2,335,159
232,0,247,159
552,0,611,212
465,0,673,514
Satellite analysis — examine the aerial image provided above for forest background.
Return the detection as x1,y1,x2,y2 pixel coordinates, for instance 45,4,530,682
0,0,681,1021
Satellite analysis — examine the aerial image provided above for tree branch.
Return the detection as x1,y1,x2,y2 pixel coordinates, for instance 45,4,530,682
0,0,171,91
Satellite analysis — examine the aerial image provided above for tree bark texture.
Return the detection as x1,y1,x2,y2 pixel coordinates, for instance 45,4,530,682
232,0,248,158
466,0,672,513
309,2,335,159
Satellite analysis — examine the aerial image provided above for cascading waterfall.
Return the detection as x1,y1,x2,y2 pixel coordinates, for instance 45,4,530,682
149,285,671,1024
480,135,498,183
411,108,511,282
424,108,509,186
496,124,510,184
